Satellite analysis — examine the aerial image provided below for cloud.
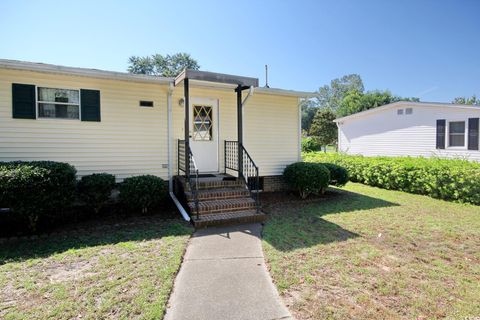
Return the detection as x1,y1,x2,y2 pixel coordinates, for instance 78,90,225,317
415,86,439,98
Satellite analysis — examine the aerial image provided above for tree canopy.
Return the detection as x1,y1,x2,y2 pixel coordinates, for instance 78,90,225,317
127,53,200,77
309,109,337,146
316,74,364,111
301,73,419,133
336,90,419,117
301,99,318,132
452,95,479,105
302,74,420,146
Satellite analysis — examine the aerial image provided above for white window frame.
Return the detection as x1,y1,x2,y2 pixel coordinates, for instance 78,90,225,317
36,86,81,120
447,120,467,149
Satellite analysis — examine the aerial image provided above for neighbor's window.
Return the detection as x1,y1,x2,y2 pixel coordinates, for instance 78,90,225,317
405,108,413,115
397,109,404,115
448,121,465,147
37,87,80,119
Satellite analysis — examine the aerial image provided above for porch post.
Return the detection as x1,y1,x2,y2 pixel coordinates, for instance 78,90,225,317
184,78,190,179
236,85,243,178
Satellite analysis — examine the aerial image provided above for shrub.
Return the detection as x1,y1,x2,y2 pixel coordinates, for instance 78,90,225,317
77,173,116,213
0,161,77,231
304,152,480,205
302,137,321,152
283,162,330,199
119,175,167,213
319,162,349,186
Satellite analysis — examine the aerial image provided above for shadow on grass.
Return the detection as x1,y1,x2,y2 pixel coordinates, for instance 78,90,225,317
0,217,192,265
261,188,399,252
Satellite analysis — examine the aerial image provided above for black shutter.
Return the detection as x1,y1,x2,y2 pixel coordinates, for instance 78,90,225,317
12,83,36,119
81,89,101,121
468,118,479,150
436,119,446,149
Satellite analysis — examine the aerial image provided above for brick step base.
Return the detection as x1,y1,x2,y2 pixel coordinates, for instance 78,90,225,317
183,179,244,191
188,197,256,215
192,210,267,228
185,187,250,201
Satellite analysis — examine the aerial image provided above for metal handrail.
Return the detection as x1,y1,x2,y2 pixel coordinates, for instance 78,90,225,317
178,140,200,220
224,140,260,212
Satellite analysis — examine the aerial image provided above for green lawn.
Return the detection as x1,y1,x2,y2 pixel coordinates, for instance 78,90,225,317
262,183,480,320
0,218,192,320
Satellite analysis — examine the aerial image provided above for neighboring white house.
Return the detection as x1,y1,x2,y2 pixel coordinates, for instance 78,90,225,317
335,101,480,161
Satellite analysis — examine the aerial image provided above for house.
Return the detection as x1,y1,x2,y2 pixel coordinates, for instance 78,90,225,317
0,59,312,226
335,101,480,160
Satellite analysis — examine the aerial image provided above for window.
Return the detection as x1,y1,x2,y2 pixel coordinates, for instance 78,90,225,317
37,87,80,119
405,108,413,115
448,121,466,147
140,100,154,107
397,109,404,115
192,105,213,141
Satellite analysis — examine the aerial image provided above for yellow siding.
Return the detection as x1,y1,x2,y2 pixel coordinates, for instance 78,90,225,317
171,86,300,176
0,69,169,181
0,68,300,180
244,94,300,176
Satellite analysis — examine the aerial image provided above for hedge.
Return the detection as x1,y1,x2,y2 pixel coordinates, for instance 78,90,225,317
304,152,480,205
317,162,349,186
283,162,330,199
119,175,167,213
0,161,77,231
301,137,322,152
77,173,116,214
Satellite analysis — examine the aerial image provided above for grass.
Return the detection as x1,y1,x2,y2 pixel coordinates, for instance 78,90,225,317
262,183,480,320
0,217,192,320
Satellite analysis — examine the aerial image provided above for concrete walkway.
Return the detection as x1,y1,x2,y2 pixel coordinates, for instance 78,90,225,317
164,223,292,320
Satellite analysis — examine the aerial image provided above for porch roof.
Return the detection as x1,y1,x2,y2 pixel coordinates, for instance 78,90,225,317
174,69,259,88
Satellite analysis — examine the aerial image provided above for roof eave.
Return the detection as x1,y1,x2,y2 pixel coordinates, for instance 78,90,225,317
0,59,173,84
334,101,480,123
254,87,316,97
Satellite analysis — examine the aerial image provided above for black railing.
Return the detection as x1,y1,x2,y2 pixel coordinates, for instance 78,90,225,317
178,140,200,219
225,141,260,212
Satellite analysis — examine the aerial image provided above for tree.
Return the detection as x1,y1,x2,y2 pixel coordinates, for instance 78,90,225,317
336,89,419,117
309,109,337,147
452,95,479,105
301,98,318,132
317,74,364,111
127,53,200,77
301,74,364,132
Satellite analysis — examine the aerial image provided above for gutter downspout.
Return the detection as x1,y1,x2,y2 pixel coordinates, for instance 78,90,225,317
167,82,190,221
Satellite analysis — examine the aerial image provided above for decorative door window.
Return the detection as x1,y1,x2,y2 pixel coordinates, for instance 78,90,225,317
193,105,213,141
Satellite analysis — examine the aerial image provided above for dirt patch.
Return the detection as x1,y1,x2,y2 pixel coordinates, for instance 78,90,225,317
48,259,98,283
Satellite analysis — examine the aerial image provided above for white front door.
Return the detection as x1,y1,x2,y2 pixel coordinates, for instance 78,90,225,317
189,98,219,172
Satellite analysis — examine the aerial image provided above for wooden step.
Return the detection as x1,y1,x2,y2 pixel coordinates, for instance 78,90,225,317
185,188,250,201
192,210,267,228
188,197,256,215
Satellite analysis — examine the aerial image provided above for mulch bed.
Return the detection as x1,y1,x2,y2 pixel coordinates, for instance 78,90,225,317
0,200,181,241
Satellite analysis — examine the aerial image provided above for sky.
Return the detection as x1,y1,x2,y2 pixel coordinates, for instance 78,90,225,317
0,0,479,102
